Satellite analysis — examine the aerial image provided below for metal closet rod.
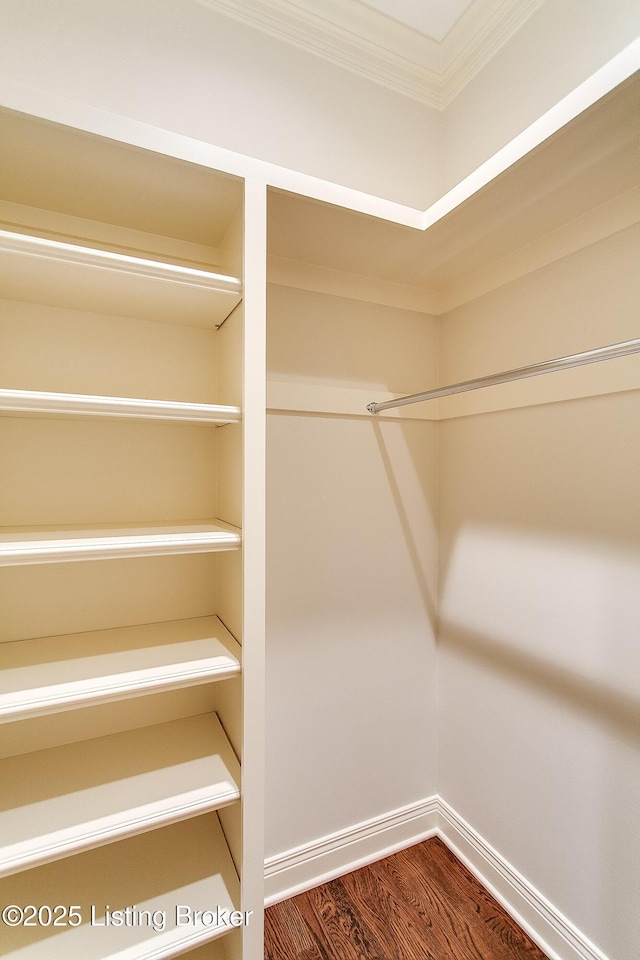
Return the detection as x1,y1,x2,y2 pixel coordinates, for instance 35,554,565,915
366,338,640,415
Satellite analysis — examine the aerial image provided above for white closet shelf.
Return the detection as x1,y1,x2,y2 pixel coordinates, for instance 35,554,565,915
0,229,242,327
0,616,241,723
0,388,242,423
0,813,240,960
0,713,240,879
0,520,242,566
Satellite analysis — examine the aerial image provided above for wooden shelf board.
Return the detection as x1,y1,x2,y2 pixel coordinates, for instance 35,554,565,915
0,713,240,879
0,616,241,723
0,229,242,328
0,814,241,959
0,521,242,566
0,388,241,423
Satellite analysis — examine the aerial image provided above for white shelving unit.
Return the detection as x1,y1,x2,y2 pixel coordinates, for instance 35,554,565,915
0,388,241,423
0,109,260,960
0,815,241,960
0,713,240,878
0,228,242,327
0,521,242,565
0,616,241,722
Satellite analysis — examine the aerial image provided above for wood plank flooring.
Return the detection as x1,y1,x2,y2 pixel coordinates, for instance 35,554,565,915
264,837,550,960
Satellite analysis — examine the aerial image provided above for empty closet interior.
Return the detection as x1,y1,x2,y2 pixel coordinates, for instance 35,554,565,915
264,72,639,960
0,110,258,960
0,57,638,960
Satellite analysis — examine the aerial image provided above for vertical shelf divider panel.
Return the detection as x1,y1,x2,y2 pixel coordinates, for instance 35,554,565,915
237,178,267,960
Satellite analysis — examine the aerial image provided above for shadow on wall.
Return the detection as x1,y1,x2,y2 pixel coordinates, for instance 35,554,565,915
436,525,640,726
371,420,438,635
439,618,640,743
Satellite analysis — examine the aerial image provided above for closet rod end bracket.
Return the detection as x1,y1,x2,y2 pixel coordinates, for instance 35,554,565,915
366,402,379,415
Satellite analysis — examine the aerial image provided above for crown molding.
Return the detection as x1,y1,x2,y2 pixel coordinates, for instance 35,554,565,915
194,0,442,106
441,0,545,106
194,0,545,108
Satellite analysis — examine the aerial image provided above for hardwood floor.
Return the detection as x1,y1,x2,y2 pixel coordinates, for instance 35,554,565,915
264,837,550,960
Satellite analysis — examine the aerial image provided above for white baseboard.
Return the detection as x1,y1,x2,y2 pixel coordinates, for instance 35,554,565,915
265,795,609,960
264,795,439,905
436,798,609,960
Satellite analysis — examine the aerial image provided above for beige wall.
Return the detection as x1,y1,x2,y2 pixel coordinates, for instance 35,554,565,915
437,229,640,960
439,225,640,384
266,413,439,854
442,0,640,191
265,284,440,855
0,0,441,207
